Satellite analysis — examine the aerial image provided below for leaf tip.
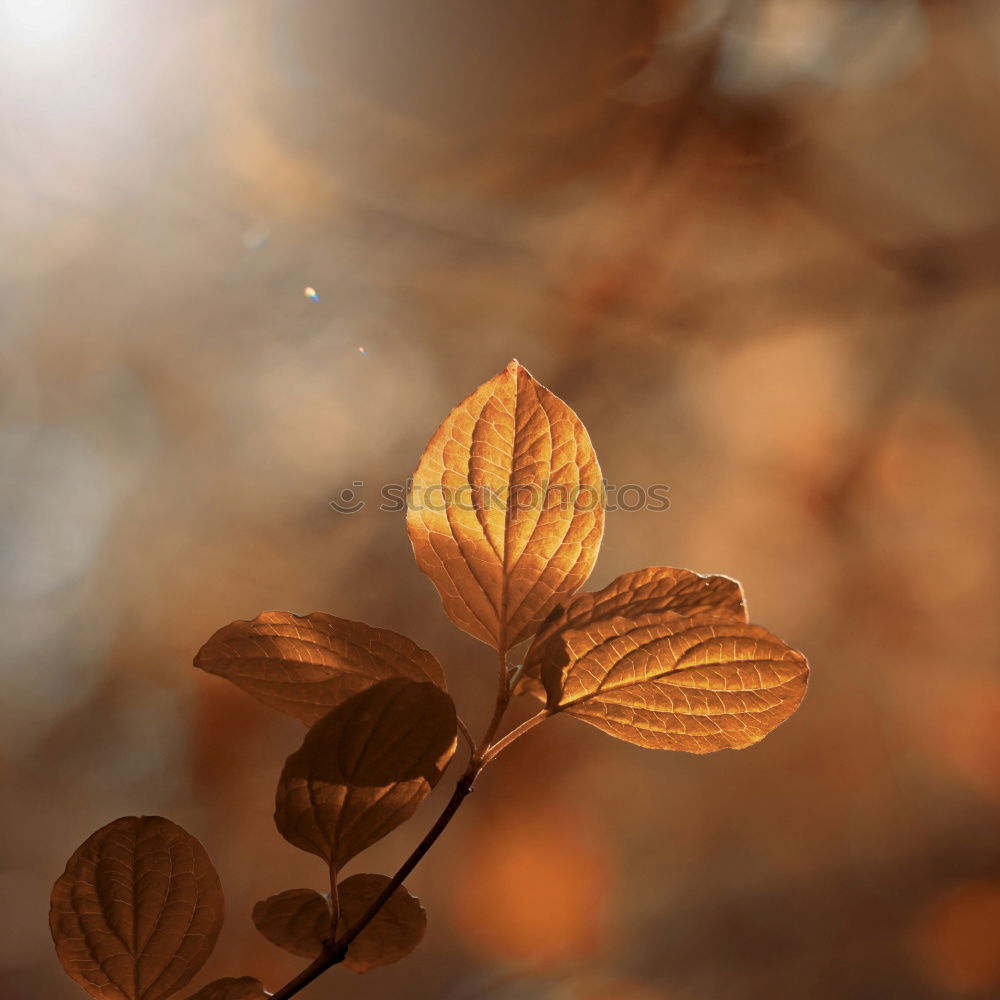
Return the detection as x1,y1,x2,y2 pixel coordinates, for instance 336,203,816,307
504,357,533,381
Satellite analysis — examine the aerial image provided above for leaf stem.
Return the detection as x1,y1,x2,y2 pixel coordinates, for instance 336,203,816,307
456,714,476,754
476,645,512,759
480,710,549,766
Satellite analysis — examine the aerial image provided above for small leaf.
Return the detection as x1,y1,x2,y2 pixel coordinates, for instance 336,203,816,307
338,874,427,974
50,816,225,1000
275,679,457,867
407,359,605,650
516,567,747,698
194,611,446,725
252,889,331,959
543,613,808,752
186,978,268,1000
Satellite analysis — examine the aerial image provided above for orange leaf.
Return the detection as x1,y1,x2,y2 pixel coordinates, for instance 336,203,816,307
252,889,331,959
50,816,224,1000
194,611,446,725
516,566,747,698
274,679,457,867
186,978,268,1000
407,360,604,650
543,613,808,752
338,874,427,974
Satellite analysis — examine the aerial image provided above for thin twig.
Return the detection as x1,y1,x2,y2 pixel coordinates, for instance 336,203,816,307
456,714,476,754
480,710,549,767
268,642,525,999
269,766,479,1000
476,645,512,758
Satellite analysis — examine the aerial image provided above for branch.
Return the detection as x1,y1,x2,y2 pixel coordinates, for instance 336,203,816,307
269,766,478,1000
475,645,512,759
268,644,519,999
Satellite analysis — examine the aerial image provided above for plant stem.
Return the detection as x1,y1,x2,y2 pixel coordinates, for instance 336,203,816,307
269,767,478,1000
476,645,512,758
456,714,476,753
479,710,549,766
267,943,342,1000
338,765,477,952
268,643,546,1000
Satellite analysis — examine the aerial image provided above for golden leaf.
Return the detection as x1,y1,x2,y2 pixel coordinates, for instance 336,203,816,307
516,566,747,698
543,613,808,752
407,360,604,650
274,679,457,867
252,889,331,960
194,611,446,725
338,874,427,974
49,816,224,1000
186,978,268,1000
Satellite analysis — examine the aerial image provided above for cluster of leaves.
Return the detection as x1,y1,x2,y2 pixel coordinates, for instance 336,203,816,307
50,361,808,1000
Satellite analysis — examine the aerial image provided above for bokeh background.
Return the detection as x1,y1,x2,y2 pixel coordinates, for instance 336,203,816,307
3,1,1000,998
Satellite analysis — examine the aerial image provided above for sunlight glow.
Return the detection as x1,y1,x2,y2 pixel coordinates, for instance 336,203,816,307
0,0,94,52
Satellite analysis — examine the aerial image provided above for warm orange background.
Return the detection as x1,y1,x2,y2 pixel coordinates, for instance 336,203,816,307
3,2,999,999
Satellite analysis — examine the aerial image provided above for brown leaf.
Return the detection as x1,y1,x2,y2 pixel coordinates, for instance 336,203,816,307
516,566,747,698
252,889,331,959
407,359,604,650
338,874,427,974
275,679,457,867
543,613,808,752
194,611,446,725
50,816,224,1000
186,978,268,1000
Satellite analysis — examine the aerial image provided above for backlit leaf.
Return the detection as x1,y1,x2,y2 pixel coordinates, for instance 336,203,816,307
543,613,808,752
275,679,457,867
252,888,331,959
338,874,427,974
186,978,268,1000
50,816,224,1000
516,566,747,698
194,611,446,725
407,359,604,650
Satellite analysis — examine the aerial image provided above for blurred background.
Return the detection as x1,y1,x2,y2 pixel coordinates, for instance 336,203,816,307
3,0,999,997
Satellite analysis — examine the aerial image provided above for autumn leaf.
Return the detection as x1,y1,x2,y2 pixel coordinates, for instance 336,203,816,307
407,359,604,650
516,566,747,698
50,816,224,1000
250,877,426,972
542,613,808,752
186,978,268,1000
194,611,446,725
275,679,457,867
252,888,331,959
338,874,427,974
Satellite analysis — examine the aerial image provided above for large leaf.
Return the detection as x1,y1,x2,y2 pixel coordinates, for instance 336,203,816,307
194,611,446,725
338,874,427,974
252,889,331,959
275,679,457,867
517,566,747,698
50,816,225,1000
186,979,268,1000
543,613,808,752
407,360,604,650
